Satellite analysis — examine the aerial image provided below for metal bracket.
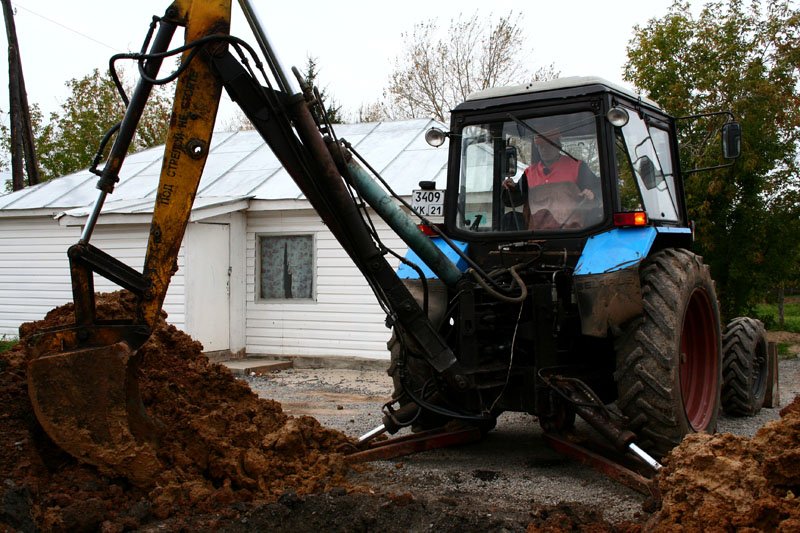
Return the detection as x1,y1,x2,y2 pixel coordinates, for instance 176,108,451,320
346,426,482,463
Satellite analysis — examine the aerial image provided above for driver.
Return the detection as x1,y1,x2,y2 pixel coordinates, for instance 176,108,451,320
502,128,600,229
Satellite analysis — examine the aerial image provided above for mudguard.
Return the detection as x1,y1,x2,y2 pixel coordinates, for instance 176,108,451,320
573,227,691,337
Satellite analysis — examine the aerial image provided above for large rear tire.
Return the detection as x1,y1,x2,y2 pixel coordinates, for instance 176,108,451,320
614,248,722,458
721,317,768,416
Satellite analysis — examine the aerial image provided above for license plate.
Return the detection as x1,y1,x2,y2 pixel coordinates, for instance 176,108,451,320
411,189,445,216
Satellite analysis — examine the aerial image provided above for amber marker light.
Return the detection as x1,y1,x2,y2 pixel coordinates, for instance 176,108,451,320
613,211,649,227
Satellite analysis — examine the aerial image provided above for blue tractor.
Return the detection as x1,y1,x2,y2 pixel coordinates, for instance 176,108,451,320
384,77,768,461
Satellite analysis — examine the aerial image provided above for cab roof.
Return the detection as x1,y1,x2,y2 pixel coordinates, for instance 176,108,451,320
459,76,662,112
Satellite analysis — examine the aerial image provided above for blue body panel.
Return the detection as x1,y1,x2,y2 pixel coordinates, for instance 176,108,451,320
398,238,470,279
575,227,691,275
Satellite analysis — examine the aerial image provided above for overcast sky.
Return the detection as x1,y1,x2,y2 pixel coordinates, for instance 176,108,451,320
1,0,699,125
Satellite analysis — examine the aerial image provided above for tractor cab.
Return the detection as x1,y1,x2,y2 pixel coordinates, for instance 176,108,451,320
432,77,690,260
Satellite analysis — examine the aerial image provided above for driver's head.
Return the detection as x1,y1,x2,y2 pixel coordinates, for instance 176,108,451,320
534,129,562,164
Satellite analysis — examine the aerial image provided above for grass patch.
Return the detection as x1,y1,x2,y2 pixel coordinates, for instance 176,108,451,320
0,337,17,354
754,302,800,333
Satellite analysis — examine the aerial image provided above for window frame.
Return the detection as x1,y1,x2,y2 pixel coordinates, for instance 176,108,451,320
453,107,608,235
255,232,317,303
615,107,681,223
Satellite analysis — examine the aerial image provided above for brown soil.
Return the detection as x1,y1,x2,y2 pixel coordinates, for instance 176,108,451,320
645,396,800,531
1,291,798,531
1,291,353,532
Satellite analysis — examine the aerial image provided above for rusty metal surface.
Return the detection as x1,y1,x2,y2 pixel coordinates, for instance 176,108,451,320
542,433,657,497
27,342,161,487
347,426,483,463
764,341,781,408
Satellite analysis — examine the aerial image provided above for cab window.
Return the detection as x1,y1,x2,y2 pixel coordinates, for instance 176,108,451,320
456,111,605,233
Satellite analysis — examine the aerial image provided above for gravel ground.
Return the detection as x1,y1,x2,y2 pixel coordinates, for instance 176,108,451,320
243,356,800,525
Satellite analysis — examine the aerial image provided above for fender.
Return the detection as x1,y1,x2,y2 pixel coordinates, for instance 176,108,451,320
573,226,692,337
397,237,469,279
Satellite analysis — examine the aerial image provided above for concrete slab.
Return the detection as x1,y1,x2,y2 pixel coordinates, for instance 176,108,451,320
220,358,293,376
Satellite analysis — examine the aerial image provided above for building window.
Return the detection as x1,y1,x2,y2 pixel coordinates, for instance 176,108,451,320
259,235,314,300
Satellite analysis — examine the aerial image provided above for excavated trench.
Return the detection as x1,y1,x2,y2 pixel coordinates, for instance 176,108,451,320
0,291,798,531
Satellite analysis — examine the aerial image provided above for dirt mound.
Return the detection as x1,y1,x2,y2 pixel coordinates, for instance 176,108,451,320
0,291,354,531
647,396,800,531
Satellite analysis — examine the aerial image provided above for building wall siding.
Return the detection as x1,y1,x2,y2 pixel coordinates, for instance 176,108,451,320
0,217,80,336
245,210,404,360
0,217,185,338
3,208,412,362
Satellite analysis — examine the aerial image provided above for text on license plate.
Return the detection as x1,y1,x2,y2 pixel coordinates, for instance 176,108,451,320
411,189,445,216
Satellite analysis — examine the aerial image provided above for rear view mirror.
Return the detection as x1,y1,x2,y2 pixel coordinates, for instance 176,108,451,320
638,155,659,190
722,122,741,159
504,146,518,177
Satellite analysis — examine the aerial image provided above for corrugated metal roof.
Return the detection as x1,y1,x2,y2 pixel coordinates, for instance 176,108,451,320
0,118,449,215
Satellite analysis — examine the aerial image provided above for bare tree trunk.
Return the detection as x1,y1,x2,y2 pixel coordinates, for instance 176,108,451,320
777,283,785,329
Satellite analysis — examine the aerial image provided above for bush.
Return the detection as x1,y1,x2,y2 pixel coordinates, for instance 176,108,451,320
754,303,800,333
755,311,776,330
0,336,17,354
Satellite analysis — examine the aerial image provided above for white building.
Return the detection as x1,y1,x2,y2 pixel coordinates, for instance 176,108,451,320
0,119,448,362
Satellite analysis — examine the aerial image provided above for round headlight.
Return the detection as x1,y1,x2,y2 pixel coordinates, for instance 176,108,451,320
606,107,630,127
424,127,448,147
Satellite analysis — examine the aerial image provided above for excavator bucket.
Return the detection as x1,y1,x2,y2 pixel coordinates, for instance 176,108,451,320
27,341,161,487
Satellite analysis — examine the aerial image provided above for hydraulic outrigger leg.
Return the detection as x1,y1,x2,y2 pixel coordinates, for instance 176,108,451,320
538,372,662,494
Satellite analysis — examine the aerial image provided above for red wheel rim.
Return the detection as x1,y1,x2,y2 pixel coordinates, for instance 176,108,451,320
680,288,719,430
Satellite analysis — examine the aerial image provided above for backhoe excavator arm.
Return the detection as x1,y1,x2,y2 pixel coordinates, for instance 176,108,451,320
139,0,227,328
26,0,232,486
26,0,467,486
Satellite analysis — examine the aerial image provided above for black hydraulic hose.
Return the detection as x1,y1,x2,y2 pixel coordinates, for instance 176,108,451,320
468,264,528,303
89,123,122,176
93,17,178,194
392,250,430,316
393,329,492,423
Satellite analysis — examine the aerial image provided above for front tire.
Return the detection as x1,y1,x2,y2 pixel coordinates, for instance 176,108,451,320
614,248,722,457
721,317,768,416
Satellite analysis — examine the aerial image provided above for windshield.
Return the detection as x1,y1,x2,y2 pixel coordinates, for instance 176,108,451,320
455,111,605,233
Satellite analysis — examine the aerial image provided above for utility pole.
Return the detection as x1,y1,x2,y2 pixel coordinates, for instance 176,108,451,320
2,0,39,190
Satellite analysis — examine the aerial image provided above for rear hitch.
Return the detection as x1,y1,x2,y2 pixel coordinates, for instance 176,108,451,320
353,397,485,462
349,425,483,464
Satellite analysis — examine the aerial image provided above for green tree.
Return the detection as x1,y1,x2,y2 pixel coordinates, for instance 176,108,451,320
761,189,800,327
2,68,173,187
383,11,558,122
302,56,343,124
222,56,343,130
624,0,800,318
